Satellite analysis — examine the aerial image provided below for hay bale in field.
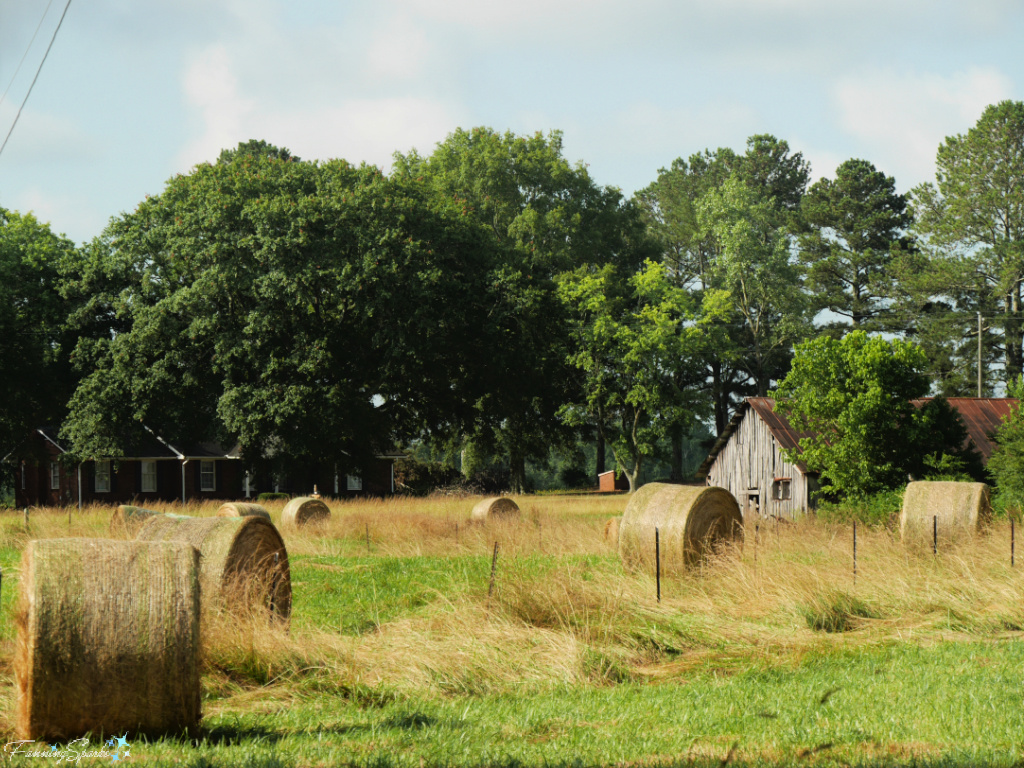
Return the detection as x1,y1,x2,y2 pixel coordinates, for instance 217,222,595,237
281,496,331,528
218,501,271,520
603,517,621,548
618,483,743,572
109,504,160,535
136,514,291,621
16,538,201,741
900,480,991,541
470,496,520,522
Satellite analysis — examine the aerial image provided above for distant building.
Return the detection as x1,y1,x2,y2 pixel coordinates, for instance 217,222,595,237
597,470,630,493
11,427,242,508
697,397,1015,519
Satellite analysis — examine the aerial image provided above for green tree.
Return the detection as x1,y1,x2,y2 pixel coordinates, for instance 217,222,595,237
0,209,78,455
394,127,653,491
60,142,501,476
636,135,810,433
988,377,1024,512
699,174,812,396
911,100,1024,385
558,260,725,492
800,159,912,329
772,331,978,498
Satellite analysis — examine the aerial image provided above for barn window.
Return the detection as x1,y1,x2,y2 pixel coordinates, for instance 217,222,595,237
95,461,111,493
50,462,60,491
200,461,216,492
141,460,157,493
347,474,362,492
772,477,791,501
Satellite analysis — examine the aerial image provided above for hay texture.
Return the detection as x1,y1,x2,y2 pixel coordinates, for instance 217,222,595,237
218,502,271,520
136,514,291,621
603,517,621,548
109,504,160,535
281,496,331,528
470,497,521,522
16,538,201,741
618,483,743,572
900,480,991,541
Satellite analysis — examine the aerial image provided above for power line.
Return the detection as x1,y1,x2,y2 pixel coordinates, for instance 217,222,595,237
0,0,56,110
0,0,73,163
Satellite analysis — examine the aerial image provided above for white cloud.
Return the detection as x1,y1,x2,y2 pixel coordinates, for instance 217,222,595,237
834,67,1014,189
175,43,460,172
364,14,432,83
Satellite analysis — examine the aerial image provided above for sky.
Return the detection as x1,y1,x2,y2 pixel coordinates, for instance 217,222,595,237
0,0,1021,246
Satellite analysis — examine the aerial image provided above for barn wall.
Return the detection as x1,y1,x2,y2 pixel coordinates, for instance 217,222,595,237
705,408,813,519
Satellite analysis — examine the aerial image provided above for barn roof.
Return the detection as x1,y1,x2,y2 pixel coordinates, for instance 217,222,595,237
697,396,1017,480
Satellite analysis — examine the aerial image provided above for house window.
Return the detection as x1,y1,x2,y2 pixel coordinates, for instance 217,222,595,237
200,460,216,492
346,474,362,492
50,462,60,490
141,460,157,493
95,461,111,493
772,478,792,501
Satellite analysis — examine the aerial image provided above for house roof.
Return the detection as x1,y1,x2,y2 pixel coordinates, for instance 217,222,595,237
34,426,240,461
697,396,1018,480
909,398,1016,461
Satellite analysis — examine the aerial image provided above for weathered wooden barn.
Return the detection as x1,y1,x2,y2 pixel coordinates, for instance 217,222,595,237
697,397,1016,519
697,398,818,519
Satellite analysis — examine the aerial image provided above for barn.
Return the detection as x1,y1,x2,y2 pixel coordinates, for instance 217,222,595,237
697,397,1016,520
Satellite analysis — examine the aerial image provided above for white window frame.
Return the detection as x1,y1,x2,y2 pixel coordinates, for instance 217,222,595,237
200,460,216,492
50,462,60,491
346,474,362,492
95,460,111,493
141,460,157,493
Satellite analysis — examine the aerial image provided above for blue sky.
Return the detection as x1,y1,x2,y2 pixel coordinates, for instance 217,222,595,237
1,0,1021,245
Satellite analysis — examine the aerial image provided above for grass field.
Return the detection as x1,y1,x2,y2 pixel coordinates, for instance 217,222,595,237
0,493,1022,767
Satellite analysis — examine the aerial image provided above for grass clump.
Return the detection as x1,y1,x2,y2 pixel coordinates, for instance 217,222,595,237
799,589,877,632
815,487,905,526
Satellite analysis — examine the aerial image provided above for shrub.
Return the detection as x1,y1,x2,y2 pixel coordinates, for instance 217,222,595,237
815,487,904,527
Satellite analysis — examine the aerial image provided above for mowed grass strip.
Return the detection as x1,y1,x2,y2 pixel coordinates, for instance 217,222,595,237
62,639,1024,767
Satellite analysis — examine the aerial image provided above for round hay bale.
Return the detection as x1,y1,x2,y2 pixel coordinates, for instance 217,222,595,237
218,502,271,520
470,497,520,522
109,504,160,535
281,496,331,528
618,483,743,572
603,517,621,548
16,538,201,741
136,515,291,621
900,480,991,541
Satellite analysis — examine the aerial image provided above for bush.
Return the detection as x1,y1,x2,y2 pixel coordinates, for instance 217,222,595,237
256,492,290,502
815,487,904,527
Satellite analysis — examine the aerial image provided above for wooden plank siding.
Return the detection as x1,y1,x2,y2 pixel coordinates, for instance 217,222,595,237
703,402,817,519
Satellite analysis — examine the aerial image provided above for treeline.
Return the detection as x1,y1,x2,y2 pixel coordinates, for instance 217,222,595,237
2,102,1023,493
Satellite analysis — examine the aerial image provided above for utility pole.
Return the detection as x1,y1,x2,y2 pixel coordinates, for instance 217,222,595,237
978,312,983,398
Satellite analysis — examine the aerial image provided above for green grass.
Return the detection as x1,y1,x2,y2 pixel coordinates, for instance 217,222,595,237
1,500,1023,766
15,640,1018,767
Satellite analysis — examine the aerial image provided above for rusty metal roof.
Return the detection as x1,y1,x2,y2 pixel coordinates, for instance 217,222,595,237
909,398,1016,460
697,396,1019,479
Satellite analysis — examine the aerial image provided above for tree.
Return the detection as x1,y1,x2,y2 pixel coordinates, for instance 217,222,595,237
911,100,1024,385
394,127,654,491
698,174,812,396
558,260,725,492
60,142,501,476
772,331,978,498
988,377,1024,511
799,159,912,329
636,135,810,433
0,209,78,456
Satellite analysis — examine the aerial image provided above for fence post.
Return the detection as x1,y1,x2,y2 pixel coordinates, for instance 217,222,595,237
853,521,857,586
933,516,937,556
655,527,661,603
1012,519,1015,568
488,541,500,600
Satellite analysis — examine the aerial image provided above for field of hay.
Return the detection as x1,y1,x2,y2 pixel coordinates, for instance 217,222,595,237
0,493,1022,767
